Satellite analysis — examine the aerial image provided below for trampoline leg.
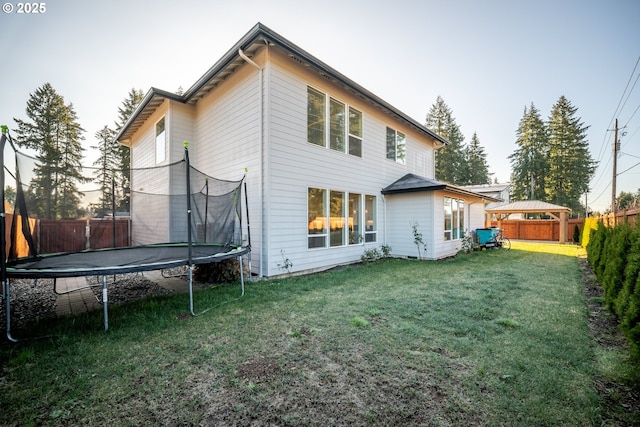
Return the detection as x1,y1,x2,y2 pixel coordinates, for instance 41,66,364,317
188,265,195,316
4,280,17,342
239,256,245,297
102,276,109,332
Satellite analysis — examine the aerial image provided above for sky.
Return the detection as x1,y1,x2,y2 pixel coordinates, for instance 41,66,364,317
1,0,639,214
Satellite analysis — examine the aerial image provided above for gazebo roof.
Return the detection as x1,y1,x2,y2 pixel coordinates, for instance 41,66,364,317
485,200,571,214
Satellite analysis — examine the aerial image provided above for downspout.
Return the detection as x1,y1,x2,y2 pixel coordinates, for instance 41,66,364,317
239,47,264,278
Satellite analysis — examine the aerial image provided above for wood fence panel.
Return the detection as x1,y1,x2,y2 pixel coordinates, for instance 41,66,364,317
89,220,130,249
39,220,87,253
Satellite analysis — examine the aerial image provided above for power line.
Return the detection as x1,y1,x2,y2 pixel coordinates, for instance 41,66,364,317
596,56,640,164
618,160,640,176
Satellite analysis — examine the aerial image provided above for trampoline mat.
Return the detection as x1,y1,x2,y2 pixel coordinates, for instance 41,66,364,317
5,244,249,278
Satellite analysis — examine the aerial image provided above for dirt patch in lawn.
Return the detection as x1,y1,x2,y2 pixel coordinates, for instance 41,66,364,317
580,257,640,424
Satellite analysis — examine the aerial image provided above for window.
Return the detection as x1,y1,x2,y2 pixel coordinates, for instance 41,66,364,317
330,98,345,152
308,189,376,248
386,127,406,164
348,107,362,157
307,86,362,157
330,191,346,246
307,87,325,146
444,197,465,241
348,193,362,244
365,195,377,242
308,188,327,248
155,117,166,163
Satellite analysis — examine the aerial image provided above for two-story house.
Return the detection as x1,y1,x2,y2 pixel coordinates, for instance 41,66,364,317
115,23,494,278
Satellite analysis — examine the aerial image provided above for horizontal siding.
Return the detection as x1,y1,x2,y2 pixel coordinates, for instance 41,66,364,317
385,193,434,259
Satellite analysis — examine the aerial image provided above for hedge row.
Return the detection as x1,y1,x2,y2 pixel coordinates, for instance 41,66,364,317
587,221,640,359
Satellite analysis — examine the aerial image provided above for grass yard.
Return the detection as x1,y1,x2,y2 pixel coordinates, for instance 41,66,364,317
1,244,638,426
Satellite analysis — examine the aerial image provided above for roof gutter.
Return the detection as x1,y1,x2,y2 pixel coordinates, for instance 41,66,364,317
238,48,264,278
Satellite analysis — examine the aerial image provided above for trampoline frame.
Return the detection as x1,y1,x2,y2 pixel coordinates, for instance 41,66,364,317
1,133,251,341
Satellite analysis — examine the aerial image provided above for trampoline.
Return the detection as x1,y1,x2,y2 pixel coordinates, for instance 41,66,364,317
1,130,251,341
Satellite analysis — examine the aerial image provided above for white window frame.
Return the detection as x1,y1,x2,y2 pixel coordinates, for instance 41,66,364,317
308,189,376,249
444,196,464,241
308,187,327,249
386,127,406,164
155,116,166,164
307,86,363,158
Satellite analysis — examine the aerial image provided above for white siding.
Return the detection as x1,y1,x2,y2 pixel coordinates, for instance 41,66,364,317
385,193,434,259
190,57,263,273
263,50,438,275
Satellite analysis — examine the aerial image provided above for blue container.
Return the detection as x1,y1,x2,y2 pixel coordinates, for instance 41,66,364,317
476,228,494,245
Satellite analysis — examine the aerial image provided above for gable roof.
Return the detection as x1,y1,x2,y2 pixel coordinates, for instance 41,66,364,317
485,200,571,213
115,23,450,146
381,173,500,202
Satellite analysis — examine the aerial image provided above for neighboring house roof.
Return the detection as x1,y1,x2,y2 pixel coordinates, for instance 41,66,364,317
381,173,500,202
115,23,450,147
485,200,571,213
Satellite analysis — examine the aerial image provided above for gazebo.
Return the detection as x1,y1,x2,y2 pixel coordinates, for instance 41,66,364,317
485,200,572,244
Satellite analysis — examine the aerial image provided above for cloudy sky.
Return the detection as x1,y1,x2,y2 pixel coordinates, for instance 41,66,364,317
1,0,639,212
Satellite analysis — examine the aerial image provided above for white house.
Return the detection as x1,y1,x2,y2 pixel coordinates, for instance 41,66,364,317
115,23,494,277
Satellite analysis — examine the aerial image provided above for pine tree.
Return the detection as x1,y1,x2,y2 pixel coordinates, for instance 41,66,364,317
546,96,597,211
509,103,549,200
464,132,491,185
425,96,466,184
13,83,86,219
114,88,144,212
91,125,118,217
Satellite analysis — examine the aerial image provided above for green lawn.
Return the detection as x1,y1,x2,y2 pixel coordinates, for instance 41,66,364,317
0,245,636,426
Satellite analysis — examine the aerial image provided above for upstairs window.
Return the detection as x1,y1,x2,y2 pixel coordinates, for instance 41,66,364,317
348,107,362,157
155,117,166,164
307,86,362,157
307,87,325,146
386,127,406,164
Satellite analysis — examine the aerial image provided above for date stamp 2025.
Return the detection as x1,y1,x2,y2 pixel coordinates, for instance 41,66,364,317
2,2,47,14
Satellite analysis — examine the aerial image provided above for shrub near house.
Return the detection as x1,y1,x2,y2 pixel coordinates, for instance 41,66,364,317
587,222,640,359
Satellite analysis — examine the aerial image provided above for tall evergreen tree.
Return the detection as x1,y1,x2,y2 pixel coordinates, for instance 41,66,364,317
91,125,118,217
13,83,86,219
425,96,466,184
509,103,549,200
464,132,491,185
114,88,144,212
546,96,596,211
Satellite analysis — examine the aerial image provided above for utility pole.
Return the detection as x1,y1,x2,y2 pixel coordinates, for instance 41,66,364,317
611,119,619,222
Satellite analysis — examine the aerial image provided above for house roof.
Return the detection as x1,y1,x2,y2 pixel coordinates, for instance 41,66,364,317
485,200,571,213
381,173,500,202
115,23,450,147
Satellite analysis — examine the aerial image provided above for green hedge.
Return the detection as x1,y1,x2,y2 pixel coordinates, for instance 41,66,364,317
587,221,640,359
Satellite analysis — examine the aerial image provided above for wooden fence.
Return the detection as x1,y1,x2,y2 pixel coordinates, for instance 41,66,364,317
599,206,640,227
490,218,585,242
4,216,131,256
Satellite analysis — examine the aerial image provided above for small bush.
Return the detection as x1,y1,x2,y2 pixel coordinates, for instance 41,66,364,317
361,245,391,263
573,224,580,244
